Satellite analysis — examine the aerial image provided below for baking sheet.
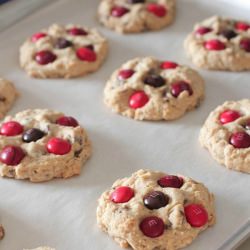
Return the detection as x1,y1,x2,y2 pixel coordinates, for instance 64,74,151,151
0,0,52,32
0,0,249,249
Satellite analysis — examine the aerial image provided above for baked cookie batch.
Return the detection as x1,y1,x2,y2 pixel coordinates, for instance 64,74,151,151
0,0,249,249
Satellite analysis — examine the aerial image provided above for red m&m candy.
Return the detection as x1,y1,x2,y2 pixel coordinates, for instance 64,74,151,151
56,116,79,127
219,110,241,124
31,32,47,42
111,6,129,17
140,216,165,238
240,39,250,52
235,22,250,31
35,50,57,65
67,27,87,36
76,47,97,62
129,91,149,109
0,121,23,136
184,204,208,227
161,61,178,70
110,186,134,203
171,81,193,98
158,175,183,188
195,27,212,35
147,4,167,17
230,132,250,149
118,69,135,80
0,146,25,166
204,39,226,51
47,137,71,155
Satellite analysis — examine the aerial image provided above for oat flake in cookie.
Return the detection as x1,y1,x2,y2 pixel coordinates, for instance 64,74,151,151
0,78,18,119
184,16,250,71
0,109,91,182
104,57,204,121
97,169,215,250
98,0,175,34
20,24,108,78
200,99,250,173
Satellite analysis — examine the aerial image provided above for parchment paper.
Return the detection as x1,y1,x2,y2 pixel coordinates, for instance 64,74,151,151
0,0,249,249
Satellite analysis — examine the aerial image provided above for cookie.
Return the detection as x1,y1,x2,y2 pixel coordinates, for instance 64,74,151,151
24,248,55,250
199,99,250,173
104,57,205,121
0,78,18,119
184,16,250,71
20,24,108,78
0,109,91,182
0,225,4,240
98,0,175,34
97,169,215,250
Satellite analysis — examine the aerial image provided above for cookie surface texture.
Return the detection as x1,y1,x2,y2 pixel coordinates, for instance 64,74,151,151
98,0,175,33
20,24,108,78
199,99,250,173
97,169,216,250
184,16,250,71
0,109,91,182
0,78,18,119
104,57,205,121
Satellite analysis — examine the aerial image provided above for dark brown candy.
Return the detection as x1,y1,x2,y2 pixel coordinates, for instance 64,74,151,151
144,74,165,88
143,191,169,210
22,128,45,143
219,29,237,40
55,38,73,49
127,0,145,3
